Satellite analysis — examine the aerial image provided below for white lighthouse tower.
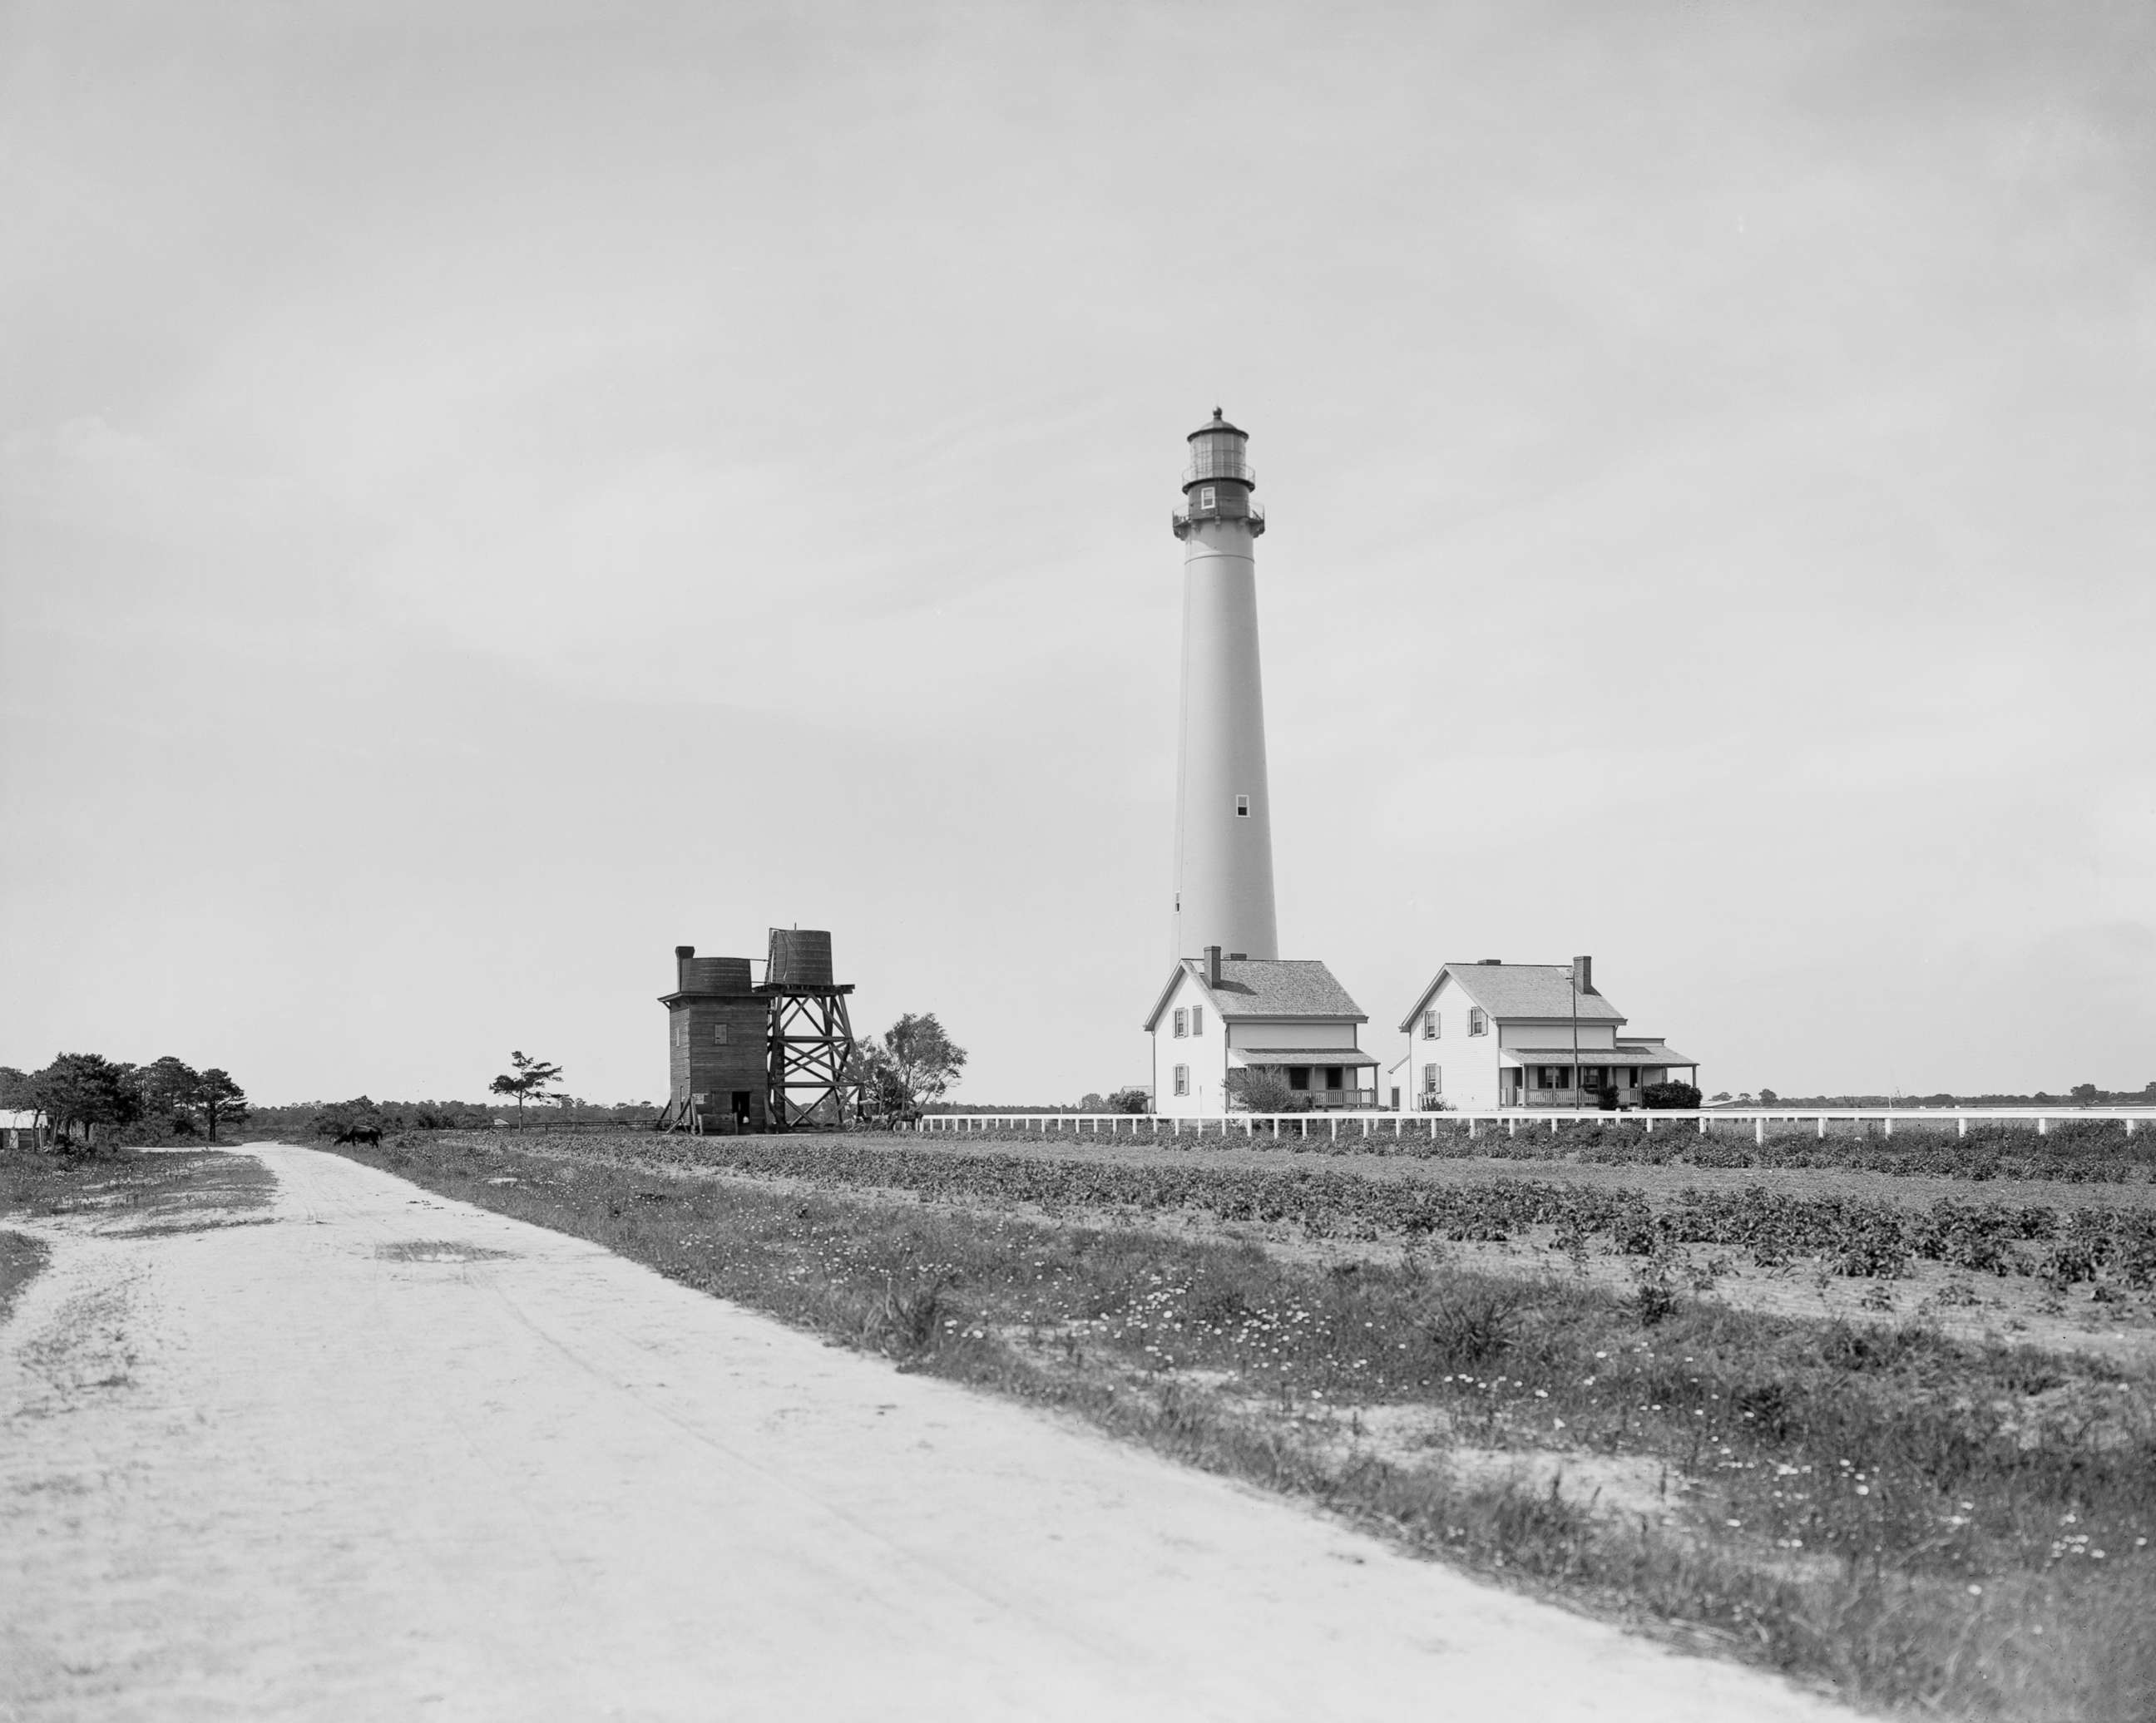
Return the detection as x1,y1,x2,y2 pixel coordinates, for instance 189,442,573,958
1169,409,1278,962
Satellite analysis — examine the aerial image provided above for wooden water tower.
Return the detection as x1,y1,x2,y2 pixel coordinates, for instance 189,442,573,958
657,929,858,1133
759,928,858,1129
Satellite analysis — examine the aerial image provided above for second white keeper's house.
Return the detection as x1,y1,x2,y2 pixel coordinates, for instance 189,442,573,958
1395,955,1697,1112
1145,945,1374,1116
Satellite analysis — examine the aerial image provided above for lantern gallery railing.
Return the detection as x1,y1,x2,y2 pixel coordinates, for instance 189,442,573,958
1183,452,1255,485
912,1107,2156,1143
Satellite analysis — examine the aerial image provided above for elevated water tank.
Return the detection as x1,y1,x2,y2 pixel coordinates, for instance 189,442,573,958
766,928,834,990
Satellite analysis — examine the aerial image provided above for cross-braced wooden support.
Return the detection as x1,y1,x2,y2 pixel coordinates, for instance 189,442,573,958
764,986,858,1130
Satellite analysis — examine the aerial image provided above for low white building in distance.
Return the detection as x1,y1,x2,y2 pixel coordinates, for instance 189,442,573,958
1393,955,1697,1112
1145,945,1375,1115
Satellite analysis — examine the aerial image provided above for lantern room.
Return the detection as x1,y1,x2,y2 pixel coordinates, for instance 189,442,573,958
1174,408,1265,537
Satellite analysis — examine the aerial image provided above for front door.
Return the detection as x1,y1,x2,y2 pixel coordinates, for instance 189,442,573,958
732,1089,753,1130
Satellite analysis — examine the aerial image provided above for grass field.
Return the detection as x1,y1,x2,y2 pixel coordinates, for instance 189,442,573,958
317,1126,2155,1721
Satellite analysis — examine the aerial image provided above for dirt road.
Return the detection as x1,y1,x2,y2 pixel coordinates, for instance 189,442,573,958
2,1144,1852,1721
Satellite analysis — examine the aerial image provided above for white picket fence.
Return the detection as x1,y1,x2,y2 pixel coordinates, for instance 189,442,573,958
913,1107,2156,1143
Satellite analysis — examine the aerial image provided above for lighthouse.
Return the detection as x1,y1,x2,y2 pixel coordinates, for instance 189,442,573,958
1169,409,1279,962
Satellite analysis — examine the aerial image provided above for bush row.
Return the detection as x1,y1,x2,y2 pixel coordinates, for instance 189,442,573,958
917,1115,2156,1182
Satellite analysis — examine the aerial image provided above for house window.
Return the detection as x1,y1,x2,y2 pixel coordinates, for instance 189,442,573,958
1288,1066,1311,1091
1199,485,1216,508
1540,1065,1571,1089
1236,795,1249,817
1422,1063,1441,1094
1469,1008,1488,1036
1189,1006,1204,1035
713,1024,729,1044
1324,1066,1344,1090
1173,1064,1189,1097
1173,1009,1187,1038
1422,1010,1439,1040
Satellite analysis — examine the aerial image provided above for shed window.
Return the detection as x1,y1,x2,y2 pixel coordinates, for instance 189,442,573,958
1422,1009,1439,1040
1173,1064,1189,1097
1173,1008,1187,1038
713,1024,729,1044
1468,1007,1488,1036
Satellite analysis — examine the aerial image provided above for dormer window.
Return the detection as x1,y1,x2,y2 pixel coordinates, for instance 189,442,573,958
1422,1009,1439,1039
1469,1007,1488,1036
1173,1008,1188,1038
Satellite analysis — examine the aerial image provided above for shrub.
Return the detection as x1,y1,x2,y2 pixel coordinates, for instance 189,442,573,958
1226,1069,1308,1113
1642,1081,1702,1110
1421,1286,1521,1366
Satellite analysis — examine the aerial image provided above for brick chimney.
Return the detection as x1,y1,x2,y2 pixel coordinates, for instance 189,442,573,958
1573,954,1595,995
1204,945,1223,987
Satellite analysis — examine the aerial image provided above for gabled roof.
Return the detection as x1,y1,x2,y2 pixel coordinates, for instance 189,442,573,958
1397,962,1627,1031
1144,958,1366,1031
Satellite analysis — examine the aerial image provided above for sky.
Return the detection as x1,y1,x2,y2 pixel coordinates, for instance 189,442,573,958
3,0,2153,1106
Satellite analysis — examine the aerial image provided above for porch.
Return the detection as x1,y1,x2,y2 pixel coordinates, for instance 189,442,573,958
1498,1044,1698,1110
1231,1045,1381,1112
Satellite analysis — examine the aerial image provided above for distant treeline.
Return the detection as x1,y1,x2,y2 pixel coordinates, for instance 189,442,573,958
2,1052,249,1148
245,1098,664,1138
1727,1084,2156,1108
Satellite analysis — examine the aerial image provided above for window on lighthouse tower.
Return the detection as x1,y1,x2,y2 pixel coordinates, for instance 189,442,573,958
1199,486,1216,509
1236,795,1249,817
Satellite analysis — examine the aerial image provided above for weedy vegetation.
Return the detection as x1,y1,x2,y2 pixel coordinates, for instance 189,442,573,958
324,1126,2156,1722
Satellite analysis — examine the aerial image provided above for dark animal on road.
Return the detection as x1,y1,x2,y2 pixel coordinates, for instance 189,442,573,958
334,1126,384,1148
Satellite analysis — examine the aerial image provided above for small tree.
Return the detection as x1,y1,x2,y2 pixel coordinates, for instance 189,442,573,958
197,1069,250,1141
1105,1087,1151,1114
1643,1081,1703,1111
138,1056,203,1133
32,1054,141,1148
848,1014,965,1124
2071,1083,2099,1105
489,1052,564,1125
844,1040,909,1125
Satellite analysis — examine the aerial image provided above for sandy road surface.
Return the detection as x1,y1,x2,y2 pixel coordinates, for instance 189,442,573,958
2,1144,1853,1722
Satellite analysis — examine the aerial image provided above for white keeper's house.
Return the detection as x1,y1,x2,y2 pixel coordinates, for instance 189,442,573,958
1145,945,1375,1116
1393,955,1697,1112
